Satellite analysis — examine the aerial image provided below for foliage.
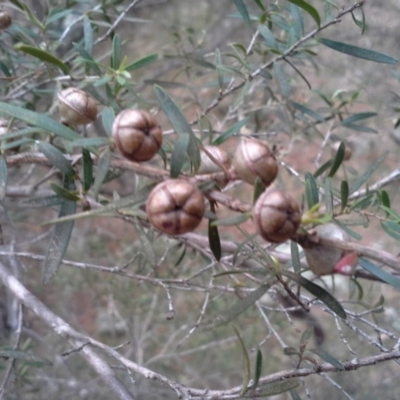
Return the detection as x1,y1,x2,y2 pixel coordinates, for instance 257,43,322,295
0,1,400,399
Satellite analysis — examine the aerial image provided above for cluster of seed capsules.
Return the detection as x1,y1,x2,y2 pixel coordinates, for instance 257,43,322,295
57,87,302,246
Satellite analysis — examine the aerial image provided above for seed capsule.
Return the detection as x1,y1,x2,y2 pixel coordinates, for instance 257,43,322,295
233,138,278,186
58,88,98,126
112,109,162,162
0,9,11,30
253,189,301,243
146,179,205,235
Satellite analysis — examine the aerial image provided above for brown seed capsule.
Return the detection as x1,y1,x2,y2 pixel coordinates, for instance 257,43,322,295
146,179,205,235
253,189,301,243
0,9,11,30
112,109,162,162
299,223,357,276
58,88,98,126
233,138,278,186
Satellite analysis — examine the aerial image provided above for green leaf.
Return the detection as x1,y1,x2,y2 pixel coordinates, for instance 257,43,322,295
232,325,251,395
73,43,102,75
125,53,158,71
154,85,200,172
288,0,320,27
258,25,278,49
50,183,80,202
92,149,112,200
0,157,7,201
274,62,291,98
340,180,349,211
341,123,378,134
313,158,333,178
359,258,400,288
233,0,251,26
317,38,398,64
300,326,314,350
324,177,333,215
282,271,346,319
250,379,299,398
0,103,79,141
289,101,325,122
290,241,302,273
20,195,63,209
340,112,377,125
349,151,388,194
170,135,189,178
36,141,74,176
213,118,248,145
334,219,363,240
101,107,115,137
211,213,251,227
83,15,93,55
0,348,52,367
328,142,345,177
111,34,122,70
252,350,263,390
351,8,366,35
305,172,319,209
309,348,344,370
43,176,76,285
15,44,70,74
208,201,221,261
82,149,93,193
381,220,400,242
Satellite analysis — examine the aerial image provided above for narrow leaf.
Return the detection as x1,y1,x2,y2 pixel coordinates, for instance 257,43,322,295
125,53,158,71
111,34,122,70
289,389,303,400
349,151,388,194
381,221,400,242
15,44,70,73
290,241,302,273
170,135,189,178
288,0,320,27
314,158,333,178
92,150,111,200
258,25,278,49
50,183,79,202
252,380,299,397
213,118,248,145
253,177,266,204
317,38,398,64
274,62,291,98
20,195,63,209
208,202,221,261
283,271,346,319
340,112,377,125
0,348,52,367
289,101,325,122
328,142,345,177
309,348,345,370
43,177,76,284
0,157,7,201
36,141,74,175
83,15,93,55
305,172,319,209
252,350,263,390
340,180,349,211
233,0,251,26
101,106,115,137
82,149,93,192
0,103,79,141
324,177,333,216
154,85,200,172
232,325,251,395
